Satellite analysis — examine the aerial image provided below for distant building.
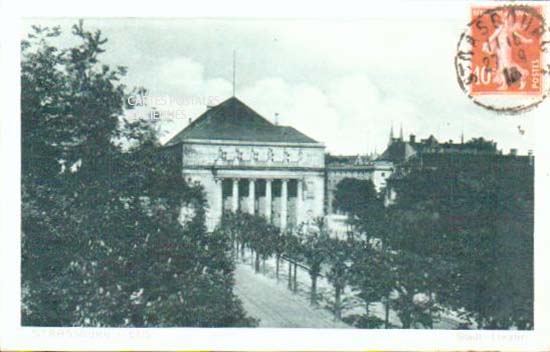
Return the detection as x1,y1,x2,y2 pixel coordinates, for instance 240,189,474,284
378,127,533,206
379,129,500,165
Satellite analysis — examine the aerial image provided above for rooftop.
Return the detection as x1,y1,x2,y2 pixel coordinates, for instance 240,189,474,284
378,134,500,163
165,97,320,146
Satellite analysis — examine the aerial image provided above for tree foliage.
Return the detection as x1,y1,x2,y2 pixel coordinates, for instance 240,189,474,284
385,155,534,329
348,240,393,328
324,237,353,320
297,218,331,304
21,22,255,327
335,154,533,329
333,178,378,216
220,212,279,273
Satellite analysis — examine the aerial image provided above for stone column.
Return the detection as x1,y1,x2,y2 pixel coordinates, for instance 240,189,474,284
265,179,272,222
281,179,288,230
296,179,303,225
248,179,255,215
215,178,224,220
232,178,239,212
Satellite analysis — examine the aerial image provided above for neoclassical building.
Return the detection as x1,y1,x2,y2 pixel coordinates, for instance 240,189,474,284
163,97,326,231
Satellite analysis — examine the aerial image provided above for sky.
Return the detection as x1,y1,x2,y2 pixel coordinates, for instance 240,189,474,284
22,17,542,155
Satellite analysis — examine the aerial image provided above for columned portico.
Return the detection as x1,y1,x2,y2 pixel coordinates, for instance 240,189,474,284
215,175,318,230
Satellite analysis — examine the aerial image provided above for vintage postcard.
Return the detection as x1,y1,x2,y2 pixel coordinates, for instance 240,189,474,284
1,0,550,351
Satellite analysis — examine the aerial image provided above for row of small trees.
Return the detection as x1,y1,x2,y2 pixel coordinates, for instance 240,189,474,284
220,158,534,330
219,212,396,328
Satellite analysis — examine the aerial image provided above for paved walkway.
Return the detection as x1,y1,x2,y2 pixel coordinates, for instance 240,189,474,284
234,263,352,328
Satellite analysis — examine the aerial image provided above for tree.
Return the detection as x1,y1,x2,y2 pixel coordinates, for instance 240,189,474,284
348,240,393,328
325,238,352,320
21,22,255,327
248,215,278,273
385,154,534,329
273,230,289,281
333,178,378,216
333,178,385,246
219,212,242,259
284,230,303,293
299,218,331,305
388,250,439,329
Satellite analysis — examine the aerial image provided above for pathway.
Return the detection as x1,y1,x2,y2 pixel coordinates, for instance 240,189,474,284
234,263,352,328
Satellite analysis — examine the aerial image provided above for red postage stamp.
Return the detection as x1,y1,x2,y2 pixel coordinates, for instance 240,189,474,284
455,4,550,114
470,6,544,96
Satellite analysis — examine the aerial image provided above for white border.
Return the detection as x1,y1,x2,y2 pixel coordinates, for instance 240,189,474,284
1,1,550,351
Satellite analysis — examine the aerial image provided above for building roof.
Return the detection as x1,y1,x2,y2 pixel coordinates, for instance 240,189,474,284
378,140,417,163
165,97,320,146
378,135,500,163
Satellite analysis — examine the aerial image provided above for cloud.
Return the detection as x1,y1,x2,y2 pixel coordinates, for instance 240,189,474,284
51,18,535,155
154,56,232,99
133,51,537,156
146,54,488,155
236,74,426,154
139,57,232,141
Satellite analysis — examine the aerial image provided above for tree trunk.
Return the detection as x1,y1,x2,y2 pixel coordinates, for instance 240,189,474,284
275,255,280,281
241,242,245,259
427,289,433,329
288,259,292,289
400,313,412,329
334,286,342,319
255,252,260,273
293,263,298,292
384,296,390,328
310,274,318,305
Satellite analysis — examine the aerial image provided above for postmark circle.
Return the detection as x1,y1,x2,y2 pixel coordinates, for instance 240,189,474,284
454,5,550,114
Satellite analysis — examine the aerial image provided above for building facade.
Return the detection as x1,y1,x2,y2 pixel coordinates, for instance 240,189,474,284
163,97,326,231
163,98,518,232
